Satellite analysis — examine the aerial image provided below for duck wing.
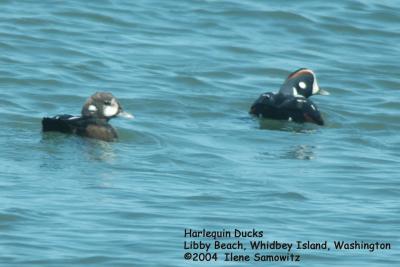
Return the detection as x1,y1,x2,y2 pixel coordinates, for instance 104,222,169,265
42,115,86,133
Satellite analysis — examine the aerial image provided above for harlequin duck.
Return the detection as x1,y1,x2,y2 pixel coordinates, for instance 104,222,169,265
42,92,134,141
249,69,328,125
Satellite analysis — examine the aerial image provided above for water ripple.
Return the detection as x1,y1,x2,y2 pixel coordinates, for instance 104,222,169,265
0,0,399,266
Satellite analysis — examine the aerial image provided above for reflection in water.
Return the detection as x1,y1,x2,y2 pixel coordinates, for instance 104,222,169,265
85,139,116,162
257,145,316,160
258,118,317,133
283,145,315,160
40,133,117,168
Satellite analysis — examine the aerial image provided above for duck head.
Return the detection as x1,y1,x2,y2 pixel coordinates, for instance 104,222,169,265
81,92,134,120
279,68,329,98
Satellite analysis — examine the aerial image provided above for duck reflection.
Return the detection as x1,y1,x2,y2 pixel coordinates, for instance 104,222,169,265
84,139,116,162
257,118,317,133
282,144,315,160
40,133,116,164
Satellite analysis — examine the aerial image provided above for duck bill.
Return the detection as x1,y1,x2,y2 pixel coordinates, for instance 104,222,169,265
317,88,330,96
118,111,135,119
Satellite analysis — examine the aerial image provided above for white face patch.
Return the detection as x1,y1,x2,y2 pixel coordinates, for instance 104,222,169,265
288,117,293,122
299,81,307,89
292,87,299,97
312,73,320,94
103,98,119,117
88,105,97,113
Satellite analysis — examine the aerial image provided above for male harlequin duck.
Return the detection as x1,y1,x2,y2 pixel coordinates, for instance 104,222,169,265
249,68,329,125
42,92,134,141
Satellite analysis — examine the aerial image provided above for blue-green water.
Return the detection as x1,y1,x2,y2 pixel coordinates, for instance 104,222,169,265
0,0,399,266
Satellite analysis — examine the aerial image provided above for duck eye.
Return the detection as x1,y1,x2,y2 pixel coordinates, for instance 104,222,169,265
104,100,111,105
298,81,307,89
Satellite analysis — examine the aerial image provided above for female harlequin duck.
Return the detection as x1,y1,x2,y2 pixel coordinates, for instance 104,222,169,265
42,92,134,141
249,68,329,125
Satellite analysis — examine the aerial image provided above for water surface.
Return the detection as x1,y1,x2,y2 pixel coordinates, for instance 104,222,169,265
0,0,399,266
